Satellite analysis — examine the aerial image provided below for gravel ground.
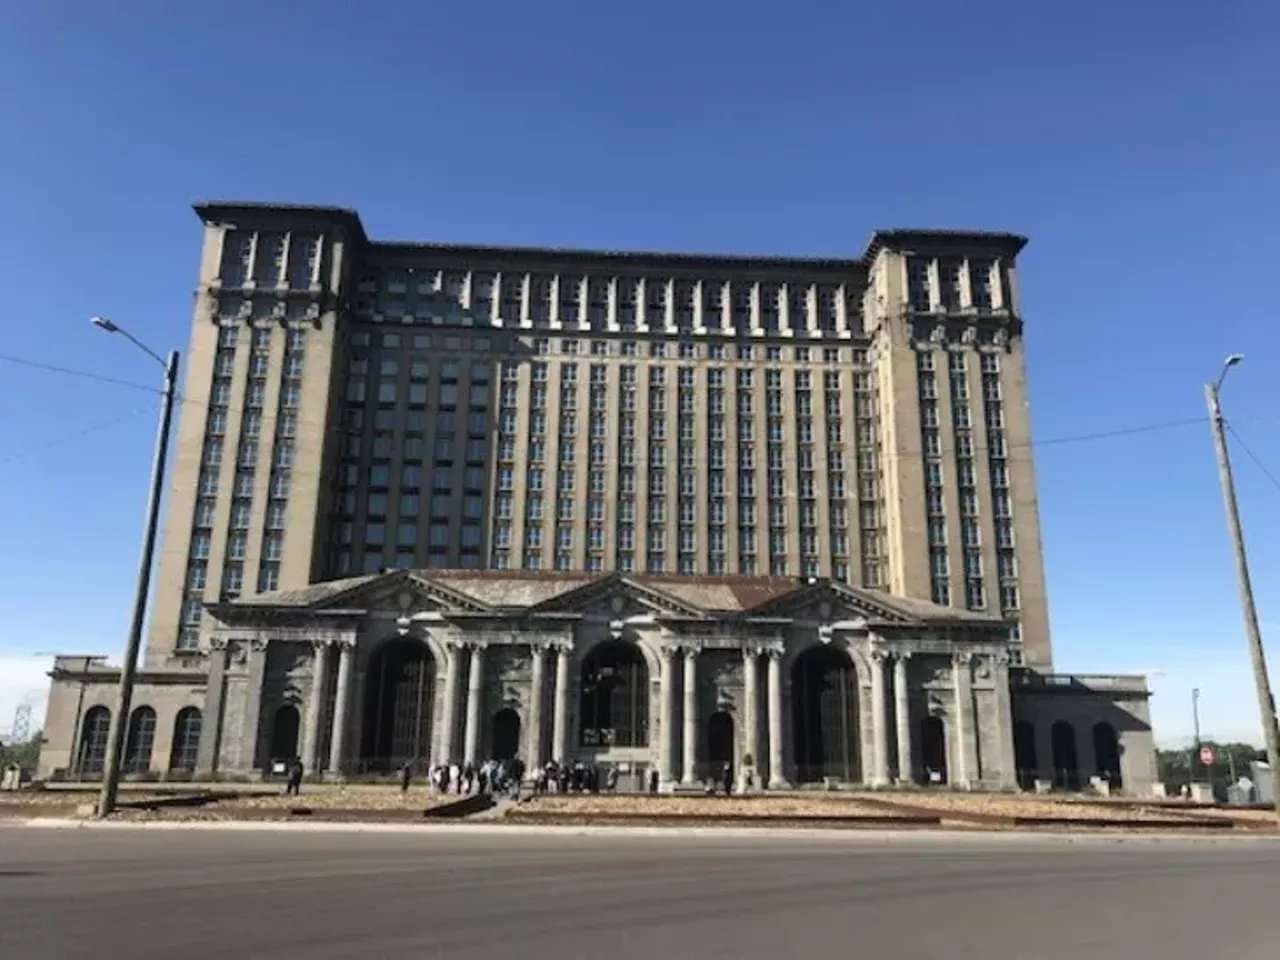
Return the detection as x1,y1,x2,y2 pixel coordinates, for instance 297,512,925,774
849,792,1202,822
518,794,910,817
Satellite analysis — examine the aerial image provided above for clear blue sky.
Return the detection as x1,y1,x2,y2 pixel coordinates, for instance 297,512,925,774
2,1,1278,746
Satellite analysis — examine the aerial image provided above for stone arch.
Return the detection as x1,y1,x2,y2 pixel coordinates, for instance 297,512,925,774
168,707,203,773
492,707,521,761
270,703,302,762
1051,720,1080,790
124,706,157,775
790,644,859,783
920,715,948,784
579,638,650,748
575,629,662,679
1092,721,1122,788
361,636,437,774
78,705,111,777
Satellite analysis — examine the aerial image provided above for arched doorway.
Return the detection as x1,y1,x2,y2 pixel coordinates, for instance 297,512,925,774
1092,722,1122,788
579,640,650,747
124,706,157,774
78,706,111,777
706,710,734,780
169,707,203,773
1051,720,1080,789
492,708,521,761
1013,721,1037,790
362,639,437,774
270,704,301,762
791,646,858,783
920,716,948,784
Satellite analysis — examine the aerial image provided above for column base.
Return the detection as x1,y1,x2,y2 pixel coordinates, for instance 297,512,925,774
767,777,790,791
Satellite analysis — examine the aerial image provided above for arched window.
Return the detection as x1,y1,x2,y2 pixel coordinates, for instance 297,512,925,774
1092,722,1122,788
169,708,203,772
78,706,111,777
1014,721,1037,790
361,639,437,773
1051,720,1080,790
579,641,649,748
791,645,859,783
124,706,157,774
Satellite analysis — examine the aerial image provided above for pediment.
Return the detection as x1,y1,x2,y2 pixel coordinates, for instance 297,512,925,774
745,580,914,625
313,570,491,615
529,574,706,619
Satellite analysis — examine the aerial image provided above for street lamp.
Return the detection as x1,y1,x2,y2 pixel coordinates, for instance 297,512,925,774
1204,354,1280,817
91,317,180,818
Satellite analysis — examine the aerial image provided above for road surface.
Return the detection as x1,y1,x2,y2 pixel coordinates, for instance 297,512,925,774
2,825,1278,958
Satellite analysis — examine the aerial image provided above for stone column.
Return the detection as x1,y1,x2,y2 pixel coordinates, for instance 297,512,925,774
990,652,1017,789
657,646,676,787
196,638,229,775
436,642,461,766
767,648,786,789
894,651,913,784
952,651,974,789
302,640,330,775
527,643,547,769
741,646,760,789
681,647,698,785
462,642,486,765
239,639,269,773
869,649,890,786
327,641,354,777
551,643,570,763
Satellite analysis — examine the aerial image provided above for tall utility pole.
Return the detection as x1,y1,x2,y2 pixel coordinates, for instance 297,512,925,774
1191,687,1202,785
92,318,180,818
1205,354,1280,817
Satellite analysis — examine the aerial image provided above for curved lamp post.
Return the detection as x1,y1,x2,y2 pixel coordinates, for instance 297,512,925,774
91,317,180,818
1204,354,1280,816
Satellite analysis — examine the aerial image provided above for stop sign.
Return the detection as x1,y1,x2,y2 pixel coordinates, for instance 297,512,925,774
1199,745,1215,766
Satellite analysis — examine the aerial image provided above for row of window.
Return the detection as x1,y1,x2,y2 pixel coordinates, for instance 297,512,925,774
352,270,861,333
906,257,1000,314
218,231,321,291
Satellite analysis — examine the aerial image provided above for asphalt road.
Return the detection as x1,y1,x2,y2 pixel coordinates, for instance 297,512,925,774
2,825,1278,959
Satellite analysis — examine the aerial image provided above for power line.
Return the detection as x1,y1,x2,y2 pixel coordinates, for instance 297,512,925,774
0,408,155,467
0,348,1212,474
1226,422,1280,496
0,353,161,395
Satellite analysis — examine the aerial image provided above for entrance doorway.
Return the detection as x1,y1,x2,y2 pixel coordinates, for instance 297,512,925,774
270,704,301,762
492,708,521,761
920,716,948,784
706,710,734,780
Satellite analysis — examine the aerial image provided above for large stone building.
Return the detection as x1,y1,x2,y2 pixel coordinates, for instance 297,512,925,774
38,202,1157,794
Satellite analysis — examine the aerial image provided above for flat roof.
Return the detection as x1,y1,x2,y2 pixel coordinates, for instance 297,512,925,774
192,200,1029,266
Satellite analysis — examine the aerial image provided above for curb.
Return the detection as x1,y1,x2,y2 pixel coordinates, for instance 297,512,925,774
12,817,1280,845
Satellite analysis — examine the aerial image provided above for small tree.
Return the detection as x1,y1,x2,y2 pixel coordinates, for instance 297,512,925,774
0,731,41,771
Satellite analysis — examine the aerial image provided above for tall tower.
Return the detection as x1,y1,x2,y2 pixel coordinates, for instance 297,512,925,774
863,231,1051,667
144,204,359,666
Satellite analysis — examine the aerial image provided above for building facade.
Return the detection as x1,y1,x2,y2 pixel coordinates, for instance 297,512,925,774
38,202,1157,795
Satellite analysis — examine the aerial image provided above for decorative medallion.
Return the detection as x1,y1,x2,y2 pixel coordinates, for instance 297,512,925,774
818,601,833,620
397,590,413,612
610,596,626,614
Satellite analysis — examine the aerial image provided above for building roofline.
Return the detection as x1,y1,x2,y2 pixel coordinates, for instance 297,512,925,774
190,201,1029,267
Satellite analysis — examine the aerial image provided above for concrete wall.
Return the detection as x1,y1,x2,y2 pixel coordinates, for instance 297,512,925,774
1012,674,1156,797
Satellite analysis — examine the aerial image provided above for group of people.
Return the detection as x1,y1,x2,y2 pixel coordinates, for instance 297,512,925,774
402,758,739,797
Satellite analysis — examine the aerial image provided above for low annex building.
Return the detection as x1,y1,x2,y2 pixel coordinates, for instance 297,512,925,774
39,571,1156,795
